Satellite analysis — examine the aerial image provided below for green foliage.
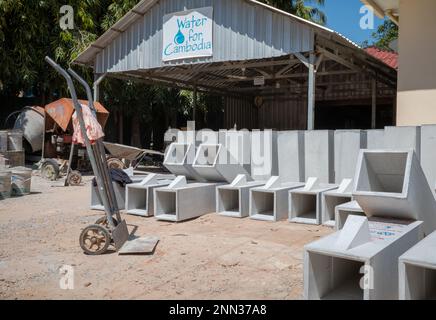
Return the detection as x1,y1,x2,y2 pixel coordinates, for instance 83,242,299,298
260,0,327,25
371,20,398,50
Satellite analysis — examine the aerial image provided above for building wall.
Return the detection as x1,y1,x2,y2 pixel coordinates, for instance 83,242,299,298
397,0,436,125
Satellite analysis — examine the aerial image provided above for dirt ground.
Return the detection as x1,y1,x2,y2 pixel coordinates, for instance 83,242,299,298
0,172,332,300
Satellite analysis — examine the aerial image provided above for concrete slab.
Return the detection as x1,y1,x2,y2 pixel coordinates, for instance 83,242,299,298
399,231,436,300
335,201,365,231
163,143,204,181
154,177,223,222
125,174,173,217
366,129,385,150
91,181,126,211
352,150,436,235
304,130,334,183
334,130,366,183
249,177,304,222
251,130,278,181
420,125,436,191
289,178,338,225
384,126,421,160
193,144,251,183
216,175,265,218
277,131,305,182
304,217,424,300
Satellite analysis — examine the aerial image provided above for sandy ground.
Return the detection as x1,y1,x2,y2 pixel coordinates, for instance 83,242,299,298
0,173,332,300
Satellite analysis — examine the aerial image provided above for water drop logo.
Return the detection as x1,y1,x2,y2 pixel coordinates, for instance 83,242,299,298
174,27,185,45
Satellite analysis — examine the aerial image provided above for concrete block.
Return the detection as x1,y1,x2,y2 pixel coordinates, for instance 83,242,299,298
289,178,338,225
322,179,354,227
125,174,173,217
249,177,304,222
154,176,222,222
221,130,251,172
251,130,278,181
384,126,421,160
163,143,204,181
420,125,436,191
304,218,424,300
277,131,305,182
91,181,126,211
366,129,385,150
193,144,251,183
216,175,265,218
334,130,366,183
399,231,436,300
304,130,334,183
335,201,366,231
352,150,436,235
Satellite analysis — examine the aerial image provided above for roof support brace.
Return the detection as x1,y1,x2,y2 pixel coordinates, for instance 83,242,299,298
93,73,107,102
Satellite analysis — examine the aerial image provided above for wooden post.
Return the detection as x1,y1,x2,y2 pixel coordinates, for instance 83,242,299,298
371,78,377,129
307,53,316,130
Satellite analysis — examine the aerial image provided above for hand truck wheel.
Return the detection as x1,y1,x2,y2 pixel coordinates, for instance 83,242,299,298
79,224,111,255
95,216,119,229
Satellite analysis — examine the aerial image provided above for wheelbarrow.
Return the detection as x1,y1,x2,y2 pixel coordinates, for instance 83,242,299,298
103,142,165,170
45,57,158,255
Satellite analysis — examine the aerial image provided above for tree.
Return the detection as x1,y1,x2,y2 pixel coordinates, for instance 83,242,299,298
371,20,398,51
261,0,327,25
0,0,106,102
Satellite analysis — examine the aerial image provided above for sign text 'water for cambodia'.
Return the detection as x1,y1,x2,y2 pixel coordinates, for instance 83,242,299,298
162,7,213,62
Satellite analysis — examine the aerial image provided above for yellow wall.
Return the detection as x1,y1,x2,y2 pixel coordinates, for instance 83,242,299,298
396,0,436,125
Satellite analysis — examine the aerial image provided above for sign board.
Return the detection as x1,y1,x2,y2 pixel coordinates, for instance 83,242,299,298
253,76,265,86
162,7,213,62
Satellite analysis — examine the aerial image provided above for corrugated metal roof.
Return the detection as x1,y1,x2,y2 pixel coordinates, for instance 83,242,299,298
74,0,363,70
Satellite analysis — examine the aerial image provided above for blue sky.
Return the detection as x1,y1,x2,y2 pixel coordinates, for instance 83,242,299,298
318,0,387,45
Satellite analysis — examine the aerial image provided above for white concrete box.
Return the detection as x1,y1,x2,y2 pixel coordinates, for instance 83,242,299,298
352,149,436,235
220,130,251,173
125,174,173,217
420,125,436,191
304,130,334,183
277,131,305,183
249,177,304,222
154,177,222,222
366,129,385,150
91,181,126,211
216,175,265,218
384,126,421,160
289,178,338,225
399,231,436,300
322,179,354,227
334,130,366,183
334,201,365,231
250,130,278,181
192,144,251,183
304,216,424,300
163,143,204,181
